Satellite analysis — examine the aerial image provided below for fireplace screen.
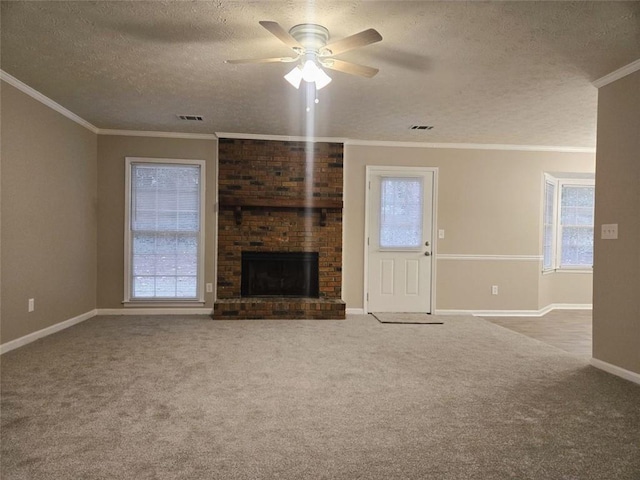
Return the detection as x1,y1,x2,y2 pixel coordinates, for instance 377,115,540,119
241,252,319,298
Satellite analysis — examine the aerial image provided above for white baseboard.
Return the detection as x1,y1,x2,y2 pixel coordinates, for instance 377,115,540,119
540,303,593,314
346,308,365,315
435,309,538,317
436,303,592,317
591,358,640,385
97,307,213,316
1,309,97,355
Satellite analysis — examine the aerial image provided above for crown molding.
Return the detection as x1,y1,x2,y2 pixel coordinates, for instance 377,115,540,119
345,139,595,154
593,58,640,89
215,132,347,143
218,134,594,152
0,70,99,133
98,129,217,140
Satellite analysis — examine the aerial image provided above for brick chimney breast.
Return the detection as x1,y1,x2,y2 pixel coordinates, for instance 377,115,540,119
214,139,345,320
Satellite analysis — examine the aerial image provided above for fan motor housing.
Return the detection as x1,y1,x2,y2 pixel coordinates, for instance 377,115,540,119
289,24,330,52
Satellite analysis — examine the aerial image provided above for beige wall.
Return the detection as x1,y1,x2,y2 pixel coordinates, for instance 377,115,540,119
593,70,640,375
1,82,97,343
97,135,217,309
343,144,595,312
538,272,593,309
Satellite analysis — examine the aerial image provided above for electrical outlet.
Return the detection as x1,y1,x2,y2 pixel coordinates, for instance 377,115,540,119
601,223,618,240
28,298,35,312
491,285,498,295
206,283,213,293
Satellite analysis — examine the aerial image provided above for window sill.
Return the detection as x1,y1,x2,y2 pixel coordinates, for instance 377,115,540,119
123,301,205,308
542,268,593,275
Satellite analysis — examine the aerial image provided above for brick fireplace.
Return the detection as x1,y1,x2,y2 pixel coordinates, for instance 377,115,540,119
214,138,345,319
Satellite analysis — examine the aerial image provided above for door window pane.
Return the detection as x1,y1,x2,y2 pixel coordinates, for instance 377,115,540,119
379,177,423,248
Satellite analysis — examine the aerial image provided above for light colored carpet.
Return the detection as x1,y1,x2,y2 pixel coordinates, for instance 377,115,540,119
372,313,454,324
2,314,639,479
483,309,592,357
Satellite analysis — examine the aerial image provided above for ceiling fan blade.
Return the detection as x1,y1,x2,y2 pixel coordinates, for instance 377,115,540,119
321,28,382,56
322,59,379,78
225,57,298,64
259,21,303,51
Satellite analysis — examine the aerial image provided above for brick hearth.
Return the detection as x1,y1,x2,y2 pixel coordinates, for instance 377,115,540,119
214,139,345,320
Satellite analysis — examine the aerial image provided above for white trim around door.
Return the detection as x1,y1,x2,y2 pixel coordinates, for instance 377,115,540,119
364,166,439,314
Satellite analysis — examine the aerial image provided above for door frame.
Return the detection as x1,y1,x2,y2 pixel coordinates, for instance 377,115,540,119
363,165,439,314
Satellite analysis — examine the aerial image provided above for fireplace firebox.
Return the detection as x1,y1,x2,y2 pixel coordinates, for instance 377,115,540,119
241,252,320,298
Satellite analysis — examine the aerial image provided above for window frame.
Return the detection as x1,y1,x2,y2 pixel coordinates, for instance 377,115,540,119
123,157,206,305
542,174,557,271
542,174,595,273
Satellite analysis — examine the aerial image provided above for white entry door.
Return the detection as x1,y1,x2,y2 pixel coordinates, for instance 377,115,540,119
366,167,435,313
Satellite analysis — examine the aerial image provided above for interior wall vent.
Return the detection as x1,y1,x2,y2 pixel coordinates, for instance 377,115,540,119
178,115,204,121
410,125,434,130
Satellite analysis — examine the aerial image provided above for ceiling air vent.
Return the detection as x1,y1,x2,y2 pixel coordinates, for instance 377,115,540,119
177,114,204,121
410,125,434,130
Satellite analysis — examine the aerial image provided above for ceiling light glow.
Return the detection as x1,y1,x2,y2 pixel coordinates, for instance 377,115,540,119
284,59,332,90
284,67,303,89
313,67,332,90
301,60,321,82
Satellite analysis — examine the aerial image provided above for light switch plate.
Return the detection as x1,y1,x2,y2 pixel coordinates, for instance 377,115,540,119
601,224,618,240
438,229,445,239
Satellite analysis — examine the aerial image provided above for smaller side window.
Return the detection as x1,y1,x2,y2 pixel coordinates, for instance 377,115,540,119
558,183,595,269
542,174,594,272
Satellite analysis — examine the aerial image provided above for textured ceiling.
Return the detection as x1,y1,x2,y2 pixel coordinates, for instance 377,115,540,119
1,1,639,147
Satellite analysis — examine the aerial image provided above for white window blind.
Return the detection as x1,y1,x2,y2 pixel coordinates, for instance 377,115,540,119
127,160,203,300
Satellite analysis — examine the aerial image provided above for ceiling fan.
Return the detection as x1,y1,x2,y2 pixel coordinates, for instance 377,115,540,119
226,21,382,90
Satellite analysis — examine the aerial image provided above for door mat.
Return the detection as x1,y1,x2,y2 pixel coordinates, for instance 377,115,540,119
372,313,444,324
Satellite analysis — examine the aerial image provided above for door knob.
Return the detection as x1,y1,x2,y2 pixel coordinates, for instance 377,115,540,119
424,251,431,256
425,241,430,246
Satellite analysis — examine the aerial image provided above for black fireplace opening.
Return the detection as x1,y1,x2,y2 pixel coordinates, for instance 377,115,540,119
241,251,319,298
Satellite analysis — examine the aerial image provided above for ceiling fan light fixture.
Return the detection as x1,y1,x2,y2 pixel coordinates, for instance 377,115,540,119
284,66,303,89
229,21,381,90
300,59,321,82
286,60,332,90
314,67,332,90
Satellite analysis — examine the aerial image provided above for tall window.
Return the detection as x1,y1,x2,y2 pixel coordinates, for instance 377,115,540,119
124,158,205,302
542,174,595,271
